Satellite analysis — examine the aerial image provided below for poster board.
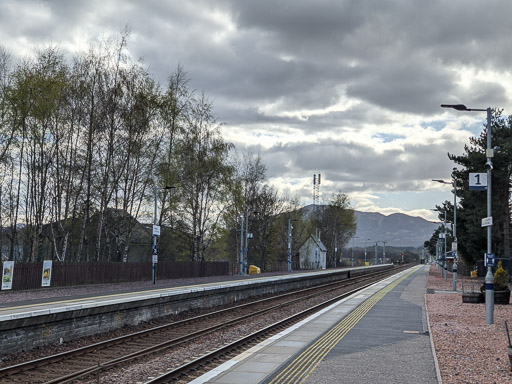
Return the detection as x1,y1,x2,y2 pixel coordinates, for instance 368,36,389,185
2,261,14,290
41,260,53,287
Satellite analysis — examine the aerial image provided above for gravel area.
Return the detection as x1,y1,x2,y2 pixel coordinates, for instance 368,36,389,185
426,264,512,384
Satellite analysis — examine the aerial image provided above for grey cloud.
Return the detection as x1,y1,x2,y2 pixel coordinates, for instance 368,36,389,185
4,0,512,214
258,136,456,192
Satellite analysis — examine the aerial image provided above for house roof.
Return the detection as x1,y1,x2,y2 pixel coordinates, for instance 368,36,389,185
299,234,327,252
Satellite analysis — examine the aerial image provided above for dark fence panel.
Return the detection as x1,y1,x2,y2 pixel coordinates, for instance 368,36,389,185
4,261,229,291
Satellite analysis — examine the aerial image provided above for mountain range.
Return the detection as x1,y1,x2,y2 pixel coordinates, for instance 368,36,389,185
353,211,440,248
301,205,440,248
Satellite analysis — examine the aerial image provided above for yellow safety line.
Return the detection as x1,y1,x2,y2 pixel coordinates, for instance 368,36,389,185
270,267,418,384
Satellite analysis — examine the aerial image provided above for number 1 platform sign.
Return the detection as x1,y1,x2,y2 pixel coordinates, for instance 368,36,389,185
469,173,487,191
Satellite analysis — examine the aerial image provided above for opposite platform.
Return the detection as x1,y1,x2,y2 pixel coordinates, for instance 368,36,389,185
192,264,439,384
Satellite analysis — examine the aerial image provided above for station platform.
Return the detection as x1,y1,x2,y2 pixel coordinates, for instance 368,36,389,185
0,265,395,356
191,264,440,384
0,265,386,322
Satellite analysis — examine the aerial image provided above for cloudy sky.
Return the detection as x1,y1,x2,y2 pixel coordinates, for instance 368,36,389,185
1,0,511,221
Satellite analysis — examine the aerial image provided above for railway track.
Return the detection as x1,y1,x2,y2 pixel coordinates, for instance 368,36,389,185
0,265,408,383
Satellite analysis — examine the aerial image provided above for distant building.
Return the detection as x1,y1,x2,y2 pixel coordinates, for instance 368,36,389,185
299,234,327,269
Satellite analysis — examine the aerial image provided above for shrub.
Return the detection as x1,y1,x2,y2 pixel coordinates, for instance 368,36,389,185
494,261,510,291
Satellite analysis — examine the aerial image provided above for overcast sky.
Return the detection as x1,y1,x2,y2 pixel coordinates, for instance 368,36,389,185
2,0,511,222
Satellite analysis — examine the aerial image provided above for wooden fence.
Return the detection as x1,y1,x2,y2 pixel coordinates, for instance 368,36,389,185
3,261,230,291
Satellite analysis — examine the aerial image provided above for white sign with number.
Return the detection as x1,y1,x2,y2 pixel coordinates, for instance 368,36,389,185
481,216,493,227
152,225,161,236
469,173,487,191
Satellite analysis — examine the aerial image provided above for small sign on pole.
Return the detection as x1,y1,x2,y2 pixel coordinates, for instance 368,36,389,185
469,173,487,191
152,225,161,236
152,255,158,264
481,217,493,227
484,253,495,267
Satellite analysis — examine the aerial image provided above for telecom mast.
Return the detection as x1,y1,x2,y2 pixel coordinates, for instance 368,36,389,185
313,173,321,208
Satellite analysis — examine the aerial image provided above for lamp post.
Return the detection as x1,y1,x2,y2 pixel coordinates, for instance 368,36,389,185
441,104,494,324
432,175,458,291
243,210,258,275
153,186,175,284
288,218,298,272
351,236,358,267
431,208,447,280
239,214,244,275
363,239,372,265
333,231,338,268
443,210,447,281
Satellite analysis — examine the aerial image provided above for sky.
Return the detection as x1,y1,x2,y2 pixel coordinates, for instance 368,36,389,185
1,0,511,222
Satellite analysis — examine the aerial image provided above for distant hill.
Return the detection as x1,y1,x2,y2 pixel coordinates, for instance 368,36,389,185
354,211,440,248
301,205,440,248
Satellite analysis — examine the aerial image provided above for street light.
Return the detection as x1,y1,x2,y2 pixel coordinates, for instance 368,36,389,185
363,239,372,265
288,218,298,272
242,210,258,275
431,208,447,281
239,214,244,275
441,103,495,324
351,236,359,267
432,174,458,291
153,185,176,284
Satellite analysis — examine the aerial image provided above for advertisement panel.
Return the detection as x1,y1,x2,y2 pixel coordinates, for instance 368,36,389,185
2,261,14,290
41,260,53,287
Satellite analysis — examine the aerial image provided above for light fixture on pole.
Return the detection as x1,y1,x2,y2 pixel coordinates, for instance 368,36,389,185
363,239,372,265
153,186,176,284
288,218,298,272
239,214,244,275
441,103,495,324
351,236,359,267
432,175,458,291
431,208,447,280
244,210,258,275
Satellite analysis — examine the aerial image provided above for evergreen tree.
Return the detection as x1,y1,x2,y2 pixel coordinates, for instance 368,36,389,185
448,111,512,266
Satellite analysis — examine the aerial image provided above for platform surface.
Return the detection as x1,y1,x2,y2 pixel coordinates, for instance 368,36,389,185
0,266,382,322
191,264,439,384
